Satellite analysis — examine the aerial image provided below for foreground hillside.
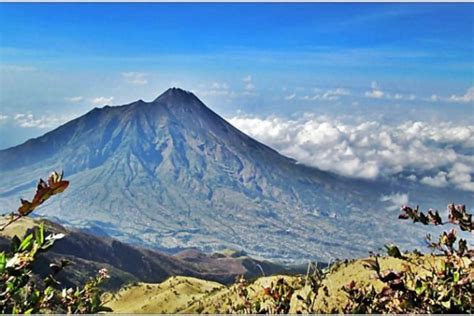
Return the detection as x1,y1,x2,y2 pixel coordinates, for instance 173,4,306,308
105,255,445,313
106,201,473,313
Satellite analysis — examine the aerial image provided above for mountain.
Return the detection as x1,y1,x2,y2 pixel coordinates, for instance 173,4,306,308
0,216,303,289
0,88,471,262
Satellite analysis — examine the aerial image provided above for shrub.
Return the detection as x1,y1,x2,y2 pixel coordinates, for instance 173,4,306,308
342,203,473,313
0,171,111,314
232,203,473,314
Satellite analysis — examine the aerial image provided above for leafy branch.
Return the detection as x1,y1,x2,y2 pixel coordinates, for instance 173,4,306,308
343,203,473,313
0,171,69,231
0,171,111,314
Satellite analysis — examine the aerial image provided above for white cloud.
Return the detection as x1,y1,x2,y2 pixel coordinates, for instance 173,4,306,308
1,112,73,129
365,82,385,98
241,75,258,96
448,86,474,103
429,94,440,102
364,82,418,101
91,97,114,106
64,96,84,103
385,92,416,101
0,114,8,124
211,82,229,90
323,88,350,99
380,193,409,211
285,93,296,100
300,95,318,101
446,162,474,191
298,88,350,101
365,90,384,99
229,115,474,192
121,72,148,85
192,82,233,97
13,113,72,129
420,171,449,188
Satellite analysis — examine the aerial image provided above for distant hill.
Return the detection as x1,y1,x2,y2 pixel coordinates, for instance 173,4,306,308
0,88,471,262
0,216,304,290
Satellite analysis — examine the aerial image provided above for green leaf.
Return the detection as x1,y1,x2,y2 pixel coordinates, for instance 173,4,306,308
18,233,34,252
34,223,45,245
453,271,460,283
415,280,426,295
385,244,404,259
441,300,451,309
0,252,6,274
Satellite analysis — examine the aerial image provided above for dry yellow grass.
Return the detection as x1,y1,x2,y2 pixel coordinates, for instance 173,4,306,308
105,276,224,313
305,255,442,312
0,216,40,239
182,275,300,314
105,255,447,313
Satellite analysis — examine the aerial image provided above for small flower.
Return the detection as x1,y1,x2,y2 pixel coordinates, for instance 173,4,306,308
98,268,110,279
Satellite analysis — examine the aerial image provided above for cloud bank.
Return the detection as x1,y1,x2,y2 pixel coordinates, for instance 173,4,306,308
448,86,474,104
229,114,474,192
91,96,114,106
12,113,73,129
380,193,409,211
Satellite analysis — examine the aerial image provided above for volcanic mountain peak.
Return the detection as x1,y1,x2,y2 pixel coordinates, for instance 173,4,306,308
153,87,202,105
0,88,464,262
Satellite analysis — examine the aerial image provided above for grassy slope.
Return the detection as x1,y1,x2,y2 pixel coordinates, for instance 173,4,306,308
105,276,223,313
296,255,440,313
0,216,46,239
108,255,452,313
1,216,450,313
105,255,443,313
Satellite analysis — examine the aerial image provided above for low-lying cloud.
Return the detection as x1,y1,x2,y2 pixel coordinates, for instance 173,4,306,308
380,193,409,211
448,86,474,104
91,96,114,106
298,88,351,101
229,114,474,192
365,81,385,99
64,96,84,103
12,113,73,129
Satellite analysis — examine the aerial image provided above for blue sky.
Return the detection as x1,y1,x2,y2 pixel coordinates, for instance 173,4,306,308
0,3,473,148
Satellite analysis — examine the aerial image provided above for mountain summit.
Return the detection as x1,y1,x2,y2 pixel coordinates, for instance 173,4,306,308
0,88,465,262
153,87,200,103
